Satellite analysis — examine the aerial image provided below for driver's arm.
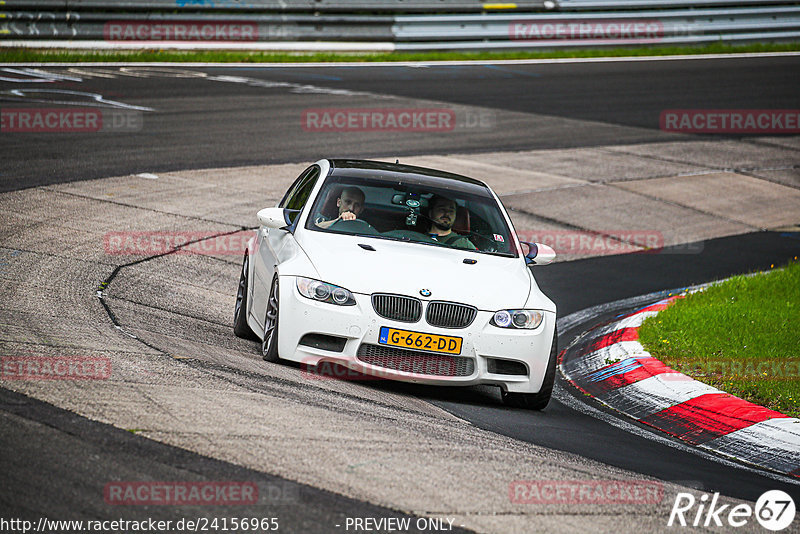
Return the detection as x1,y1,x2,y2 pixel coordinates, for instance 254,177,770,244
315,217,338,229
315,211,356,229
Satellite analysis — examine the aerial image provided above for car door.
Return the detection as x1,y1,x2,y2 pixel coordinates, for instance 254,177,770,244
251,165,321,330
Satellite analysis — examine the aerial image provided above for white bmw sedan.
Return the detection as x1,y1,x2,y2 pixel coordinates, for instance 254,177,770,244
234,159,558,409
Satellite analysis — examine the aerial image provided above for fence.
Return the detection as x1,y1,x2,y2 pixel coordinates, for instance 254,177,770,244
2,1,799,51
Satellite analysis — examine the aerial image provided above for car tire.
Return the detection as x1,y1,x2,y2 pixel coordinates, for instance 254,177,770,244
233,253,257,340
261,275,281,363
501,326,558,410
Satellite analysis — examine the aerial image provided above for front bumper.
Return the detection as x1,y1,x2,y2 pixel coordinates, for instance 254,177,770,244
276,276,556,394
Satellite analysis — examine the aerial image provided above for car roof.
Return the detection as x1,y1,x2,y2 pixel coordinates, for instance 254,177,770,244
327,159,492,197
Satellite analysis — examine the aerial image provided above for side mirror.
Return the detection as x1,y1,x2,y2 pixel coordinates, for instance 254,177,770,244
520,241,556,266
257,207,291,229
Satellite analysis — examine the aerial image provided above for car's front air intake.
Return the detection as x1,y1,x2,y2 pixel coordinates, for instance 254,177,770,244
371,293,422,323
425,301,477,329
357,344,474,377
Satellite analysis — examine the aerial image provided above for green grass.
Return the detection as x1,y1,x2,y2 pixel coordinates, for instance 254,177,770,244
2,41,799,63
639,261,800,417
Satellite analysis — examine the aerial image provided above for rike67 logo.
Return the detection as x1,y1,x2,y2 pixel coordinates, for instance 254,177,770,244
669,490,796,531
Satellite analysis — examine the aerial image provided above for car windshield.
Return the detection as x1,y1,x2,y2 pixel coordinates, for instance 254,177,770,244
304,172,518,257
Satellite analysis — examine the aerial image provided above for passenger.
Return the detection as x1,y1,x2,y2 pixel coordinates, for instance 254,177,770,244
315,186,365,229
423,194,476,250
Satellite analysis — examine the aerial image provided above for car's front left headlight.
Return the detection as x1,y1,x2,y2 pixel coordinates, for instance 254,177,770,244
491,309,544,329
296,277,356,306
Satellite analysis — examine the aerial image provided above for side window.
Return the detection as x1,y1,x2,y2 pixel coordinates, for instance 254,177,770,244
280,165,320,224
280,165,318,208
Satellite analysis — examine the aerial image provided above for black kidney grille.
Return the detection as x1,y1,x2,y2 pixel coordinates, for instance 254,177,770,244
371,294,422,323
425,301,477,329
357,344,474,377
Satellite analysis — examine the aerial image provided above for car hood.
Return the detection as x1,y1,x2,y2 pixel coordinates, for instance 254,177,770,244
296,230,532,310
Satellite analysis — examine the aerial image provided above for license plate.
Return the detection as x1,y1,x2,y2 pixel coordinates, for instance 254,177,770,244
378,327,462,355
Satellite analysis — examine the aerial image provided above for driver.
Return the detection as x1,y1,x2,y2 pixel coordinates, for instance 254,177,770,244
423,194,476,250
315,186,365,229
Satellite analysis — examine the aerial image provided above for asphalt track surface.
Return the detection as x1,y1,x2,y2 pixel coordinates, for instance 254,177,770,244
1,55,798,191
431,231,800,502
0,387,469,533
2,57,800,530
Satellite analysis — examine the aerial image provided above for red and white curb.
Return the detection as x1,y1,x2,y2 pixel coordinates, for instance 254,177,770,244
560,295,800,479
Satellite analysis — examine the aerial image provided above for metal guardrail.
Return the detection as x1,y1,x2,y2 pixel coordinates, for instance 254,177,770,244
3,1,548,13
2,2,799,50
393,6,800,42
6,0,798,12
555,0,800,10
2,13,394,41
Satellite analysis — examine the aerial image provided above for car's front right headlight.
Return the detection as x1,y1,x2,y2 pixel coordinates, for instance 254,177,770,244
296,277,356,306
491,309,544,329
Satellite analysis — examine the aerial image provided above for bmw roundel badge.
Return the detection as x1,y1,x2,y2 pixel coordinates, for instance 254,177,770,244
420,289,432,297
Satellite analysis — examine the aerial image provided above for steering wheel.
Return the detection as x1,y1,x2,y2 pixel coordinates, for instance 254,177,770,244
329,218,380,235
469,233,498,252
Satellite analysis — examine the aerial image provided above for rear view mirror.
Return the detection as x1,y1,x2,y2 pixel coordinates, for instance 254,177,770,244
520,241,556,265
